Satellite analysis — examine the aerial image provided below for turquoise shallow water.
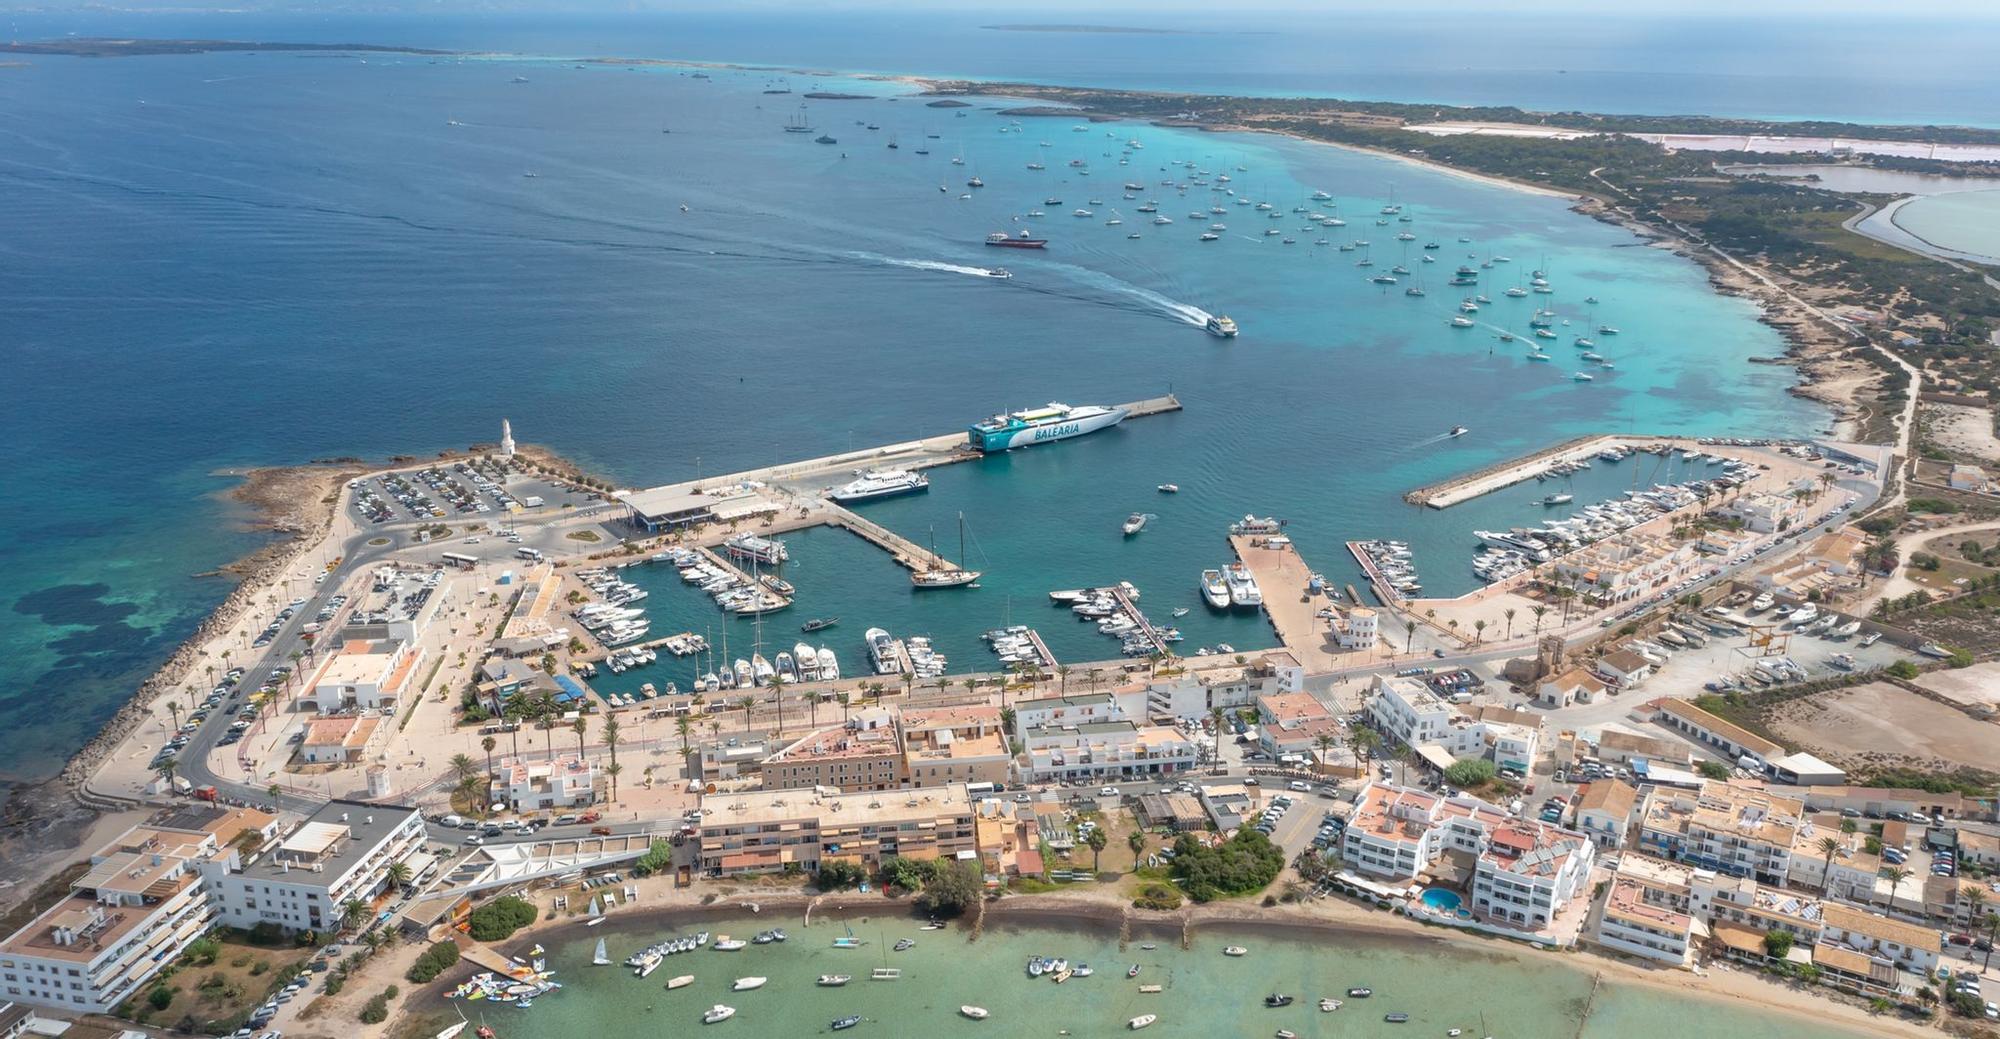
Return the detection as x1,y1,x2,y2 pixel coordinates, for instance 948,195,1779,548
483,911,1879,1039
1890,188,2000,264
0,53,1820,791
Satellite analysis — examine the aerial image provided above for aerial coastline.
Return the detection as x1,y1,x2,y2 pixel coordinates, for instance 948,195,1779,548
4,35,1996,1039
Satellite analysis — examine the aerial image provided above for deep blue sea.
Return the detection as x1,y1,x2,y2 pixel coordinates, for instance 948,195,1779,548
2,9,1933,793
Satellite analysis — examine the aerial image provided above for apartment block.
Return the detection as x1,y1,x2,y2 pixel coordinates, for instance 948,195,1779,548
696,785,976,876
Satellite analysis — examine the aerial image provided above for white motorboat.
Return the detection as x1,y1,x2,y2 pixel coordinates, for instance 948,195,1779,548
1225,564,1263,608
1223,946,1248,957
961,1006,990,1020
1199,569,1231,610
1129,1015,1158,1030
732,977,766,991
703,1005,736,1025
667,975,695,990
818,974,852,986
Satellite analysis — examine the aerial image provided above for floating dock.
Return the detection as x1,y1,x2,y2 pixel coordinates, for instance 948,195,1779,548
1109,583,1169,658
696,546,794,612
1404,433,1676,509
1346,540,1409,604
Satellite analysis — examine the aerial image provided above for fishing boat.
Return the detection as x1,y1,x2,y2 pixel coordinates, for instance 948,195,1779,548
702,1005,735,1025
961,1006,990,1020
818,974,852,986
1265,994,1295,1008
1318,998,1341,1012
713,938,748,952
1128,1015,1158,1030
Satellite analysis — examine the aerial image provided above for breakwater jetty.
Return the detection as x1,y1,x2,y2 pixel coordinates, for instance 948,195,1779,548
1403,433,1676,509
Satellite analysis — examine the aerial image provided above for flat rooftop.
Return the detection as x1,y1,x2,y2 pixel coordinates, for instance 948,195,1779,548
702,785,973,828
239,800,419,882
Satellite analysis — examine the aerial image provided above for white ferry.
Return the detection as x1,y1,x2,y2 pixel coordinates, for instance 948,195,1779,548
1206,315,1239,337
967,402,1128,453
829,468,930,504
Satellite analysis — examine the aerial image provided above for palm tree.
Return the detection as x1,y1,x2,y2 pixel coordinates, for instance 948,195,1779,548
571,715,588,761
768,675,788,737
1056,664,1072,695
1962,887,1986,939
1503,607,1517,640
1403,620,1417,654
1882,865,1913,912
502,696,527,760
1210,706,1226,768
1086,667,1104,693
1982,909,2000,971
836,692,852,724
386,862,414,893
736,696,755,733
449,753,479,785
1127,829,1147,862
1816,836,1842,896
1313,733,1337,768
1346,728,1380,774
1531,605,1548,637
155,757,178,791
1085,826,1109,872
675,716,694,757
602,715,622,800
340,898,370,931
1473,619,1487,645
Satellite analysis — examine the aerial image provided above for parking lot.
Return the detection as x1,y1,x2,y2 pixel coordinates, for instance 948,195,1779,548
349,457,600,526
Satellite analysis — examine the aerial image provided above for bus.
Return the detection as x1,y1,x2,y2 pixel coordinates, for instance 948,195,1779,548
515,546,543,561
440,552,477,570
964,782,1001,798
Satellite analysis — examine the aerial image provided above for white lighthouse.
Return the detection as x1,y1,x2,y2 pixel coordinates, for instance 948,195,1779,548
500,418,517,458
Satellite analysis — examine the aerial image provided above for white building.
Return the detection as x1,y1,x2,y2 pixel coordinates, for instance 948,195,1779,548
1593,855,1703,967
1721,491,1805,534
1011,692,1140,733
0,807,278,1013
1020,721,1198,783
1342,783,1594,932
494,756,601,811
1331,606,1379,650
202,801,426,935
1367,676,1540,772
302,638,423,713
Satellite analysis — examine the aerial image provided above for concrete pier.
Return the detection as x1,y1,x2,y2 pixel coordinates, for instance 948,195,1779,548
822,503,963,574
1230,534,1342,670
1404,433,1680,509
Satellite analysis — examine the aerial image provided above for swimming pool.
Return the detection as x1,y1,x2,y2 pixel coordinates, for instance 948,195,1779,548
1420,888,1466,914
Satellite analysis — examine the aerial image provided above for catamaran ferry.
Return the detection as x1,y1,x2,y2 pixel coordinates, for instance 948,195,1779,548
967,403,1128,453
829,468,930,504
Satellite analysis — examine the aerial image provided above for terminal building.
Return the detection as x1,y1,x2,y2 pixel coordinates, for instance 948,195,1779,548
618,486,776,534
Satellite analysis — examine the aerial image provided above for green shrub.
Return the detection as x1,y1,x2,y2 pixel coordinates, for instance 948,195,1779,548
406,941,463,984
323,974,346,997
1443,759,1496,787
1169,830,1284,902
1887,660,1921,680
631,840,672,878
359,991,391,1024
1132,883,1183,911
148,986,175,1010
466,896,538,942
815,860,865,890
